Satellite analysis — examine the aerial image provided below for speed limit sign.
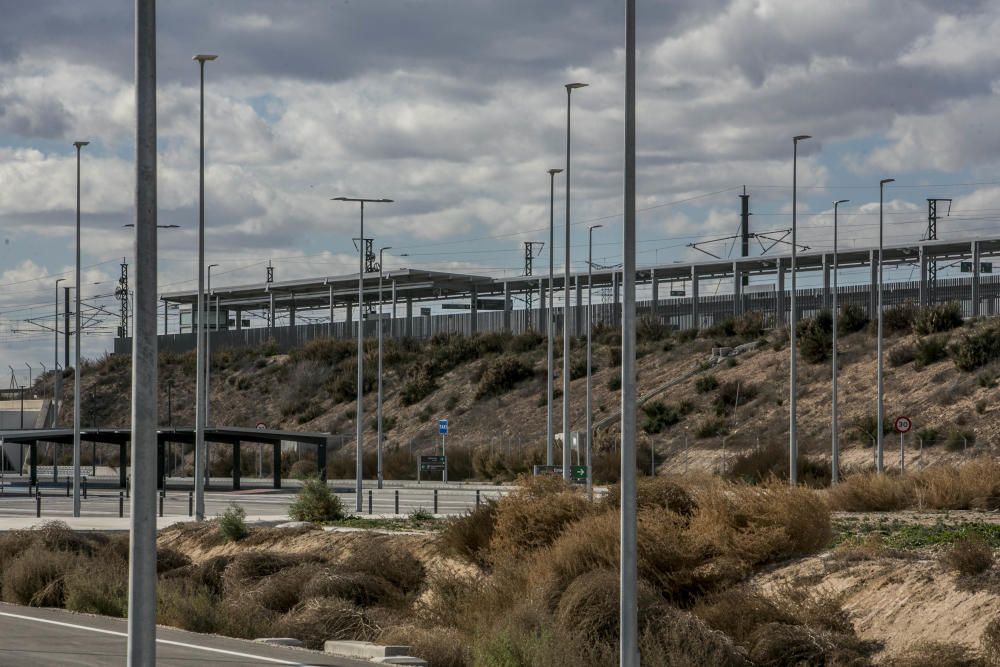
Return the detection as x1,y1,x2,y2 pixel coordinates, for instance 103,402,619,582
894,416,912,434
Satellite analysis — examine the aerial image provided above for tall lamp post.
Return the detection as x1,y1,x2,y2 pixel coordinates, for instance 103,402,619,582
376,246,392,490
789,134,810,486
333,196,393,512
72,140,88,518
54,278,66,427
586,224,602,498
563,82,587,481
546,168,562,467
192,53,217,522
877,178,894,473
831,199,849,484
206,263,219,431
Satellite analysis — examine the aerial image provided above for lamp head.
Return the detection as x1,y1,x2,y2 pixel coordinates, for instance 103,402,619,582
73,141,89,149
835,199,849,205
566,82,589,90
793,135,811,142
548,168,563,175
880,178,895,186
193,54,218,62
590,224,603,231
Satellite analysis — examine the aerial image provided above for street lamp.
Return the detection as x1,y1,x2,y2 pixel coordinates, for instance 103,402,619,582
333,196,393,512
193,53,217,522
206,263,219,431
789,134,810,486
586,224,602,498
877,178,894,474
72,139,88,518
54,278,66,428
563,82,587,482
546,168,562,467
377,246,392,490
831,199,849,484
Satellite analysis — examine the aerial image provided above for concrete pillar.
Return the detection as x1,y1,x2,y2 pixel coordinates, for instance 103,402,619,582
503,282,512,332
272,444,281,489
288,303,296,327
575,276,583,336
822,254,831,311
919,245,928,306
391,280,397,339
235,308,242,331
733,262,742,316
776,258,786,327
470,287,478,336
232,442,241,491
869,250,878,319
405,296,413,337
690,266,700,330
973,241,981,317
538,278,546,331
650,269,659,320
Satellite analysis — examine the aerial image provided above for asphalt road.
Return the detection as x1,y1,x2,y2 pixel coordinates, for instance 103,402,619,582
0,603,370,666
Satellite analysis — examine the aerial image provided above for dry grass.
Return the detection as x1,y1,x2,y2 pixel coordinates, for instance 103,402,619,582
439,500,496,569
157,578,220,634
301,570,398,606
982,618,1000,666
64,557,129,617
827,472,909,511
338,534,424,599
828,458,1000,511
271,597,379,650
942,537,995,576
1,546,76,607
379,625,467,667
882,641,986,667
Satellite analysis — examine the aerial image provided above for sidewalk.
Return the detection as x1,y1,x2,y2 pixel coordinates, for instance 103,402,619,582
0,514,290,532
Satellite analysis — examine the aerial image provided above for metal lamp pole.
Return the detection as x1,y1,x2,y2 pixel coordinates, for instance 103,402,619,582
206,263,219,432
333,196,393,512
877,178,894,473
789,134,810,486
192,53,217,522
586,224,602,498
377,246,392,490
831,199,848,483
546,168,562,467
621,0,638,662
54,278,65,427
72,140,88,517
563,82,587,481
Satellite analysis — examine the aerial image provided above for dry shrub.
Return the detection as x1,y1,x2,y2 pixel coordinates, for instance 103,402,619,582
246,562,325,613
221,552,314,595
826,472,908,511
1,545,76,606
602,476,697,516
302,570,398,607
882,641,986,667
555,569,658,647
157,579,219,634
156,547,191,574
271,597,379,650
640,606,750,667
379,625,467,667
340,533,424,598
981,618,1000,666
746,622,870,667
942,536,994,576
912,458,1000,510
64,557,128,617
416,569,490,632
832,533,901,563
440,500,496,569
217,596,278,639
489,475,594,564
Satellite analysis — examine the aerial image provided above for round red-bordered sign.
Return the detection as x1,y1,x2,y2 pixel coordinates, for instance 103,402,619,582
894,416,912,434
256,422,267,430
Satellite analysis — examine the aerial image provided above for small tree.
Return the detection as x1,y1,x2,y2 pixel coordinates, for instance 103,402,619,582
218,503,248,542
289,477,345,523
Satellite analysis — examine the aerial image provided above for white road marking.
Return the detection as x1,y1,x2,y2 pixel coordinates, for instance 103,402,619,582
0,610,306,665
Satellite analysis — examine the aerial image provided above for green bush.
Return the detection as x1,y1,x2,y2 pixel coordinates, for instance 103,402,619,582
219,503,248,542
695,375,719,393
951,327,1000,371
714,381,756,415
637,317,671,341
289,478,345,522
837,304,869,334
945,429,976,452
882,303,917,335
913,302,963,335
64,558,129,617
915,336,949,367
694,417,728,439
888,344,916,367
851,413,891,444
606,375,622,391
705,313,765,340
641,401,686,434
798,312,833,364
916,428,940,447
401,363,437,406
475,355,534,399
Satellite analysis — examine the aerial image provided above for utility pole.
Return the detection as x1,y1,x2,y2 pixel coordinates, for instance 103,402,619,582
739,186,750,286
926,198,951,303
523,241,544,311
116,259,129,339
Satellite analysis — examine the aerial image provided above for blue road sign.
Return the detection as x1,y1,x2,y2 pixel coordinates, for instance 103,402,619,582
438,419,448,435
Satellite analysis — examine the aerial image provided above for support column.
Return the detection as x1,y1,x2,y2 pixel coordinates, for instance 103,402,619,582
119,442,127,488
288,303,296,327
919,245,928,306
317,441,327,482
235,308,242,331
538,278,546,331
613,271,621,325
869,250,878,319
268,292,275,331
575,276,583,336
405,296,413,337
973,241,981,317
232,442,241,491
503,282,512,332
733,262,742,316
776,258,786,327
391,280,397,339
328,286,335,337
469,287,478,336
29,442,37,487
822,254,831,311
690,266,700,331
650,269,659,320
272,444,281,489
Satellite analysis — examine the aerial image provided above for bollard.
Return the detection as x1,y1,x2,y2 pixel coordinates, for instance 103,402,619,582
82,477,87,499
159,494,164,518
119,491,124,518
126,477,130,499
394,489,399,515
188,491,193,517
476,489,481,509
433,489,438,514
66,476,70,497
35,491,41,518
368,490,373,515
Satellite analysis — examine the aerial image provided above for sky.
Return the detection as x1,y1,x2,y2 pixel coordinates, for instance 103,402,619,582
2,0,1000,384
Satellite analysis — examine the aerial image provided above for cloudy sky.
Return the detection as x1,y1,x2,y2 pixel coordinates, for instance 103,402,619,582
2,0,1000,383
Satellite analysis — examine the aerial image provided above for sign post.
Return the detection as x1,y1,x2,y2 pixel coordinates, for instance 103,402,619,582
894,416,912,473
418,455,447,483
438,419,448,483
